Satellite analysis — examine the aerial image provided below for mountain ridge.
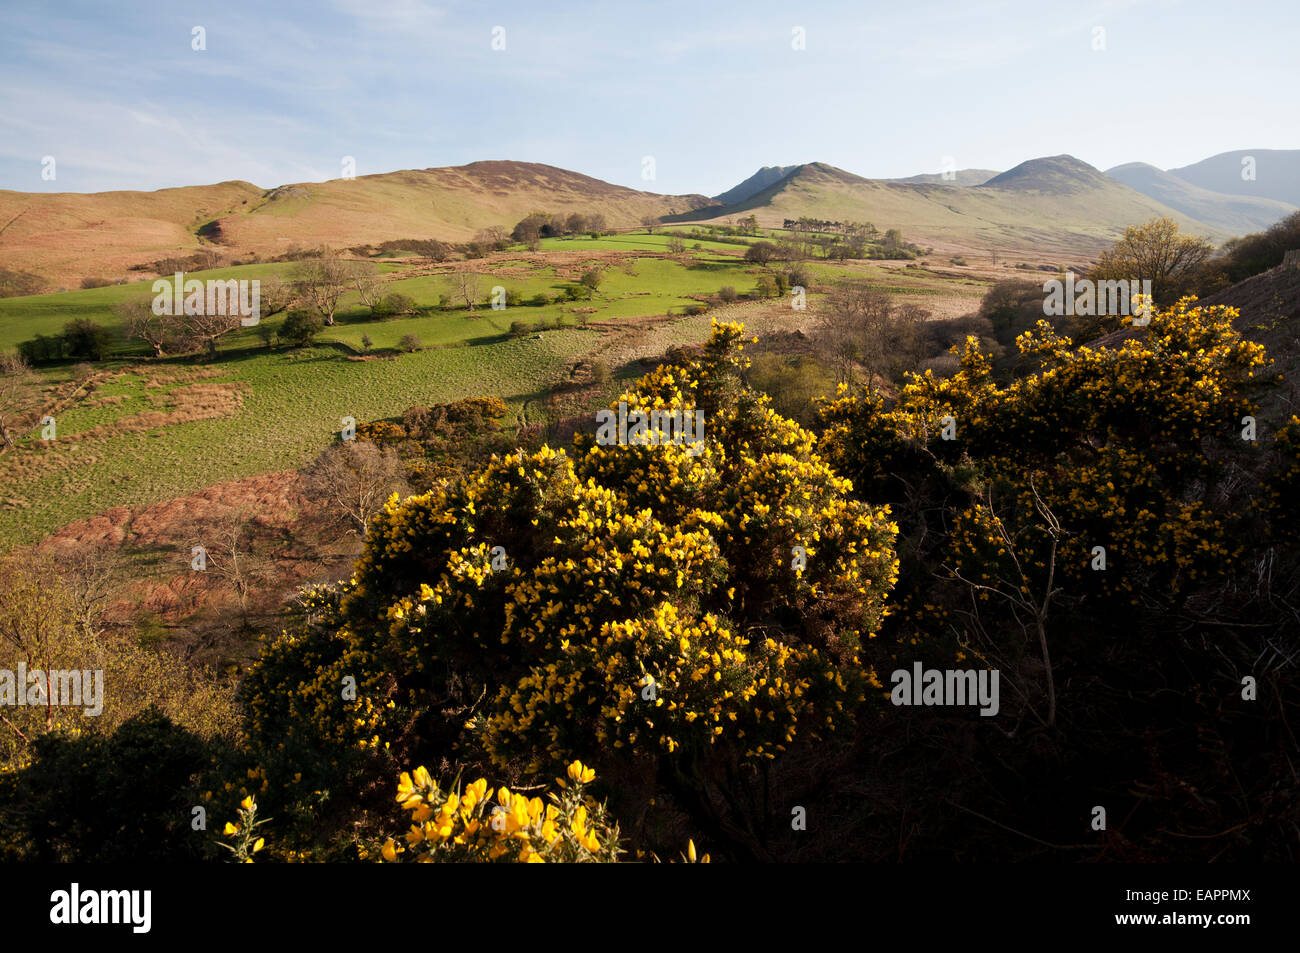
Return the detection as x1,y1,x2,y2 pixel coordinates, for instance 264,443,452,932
1104,161,1297,234
3,152,1286,291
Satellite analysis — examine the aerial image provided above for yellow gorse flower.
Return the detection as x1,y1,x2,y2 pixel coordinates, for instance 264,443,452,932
567,760,596,784
380,764,620,863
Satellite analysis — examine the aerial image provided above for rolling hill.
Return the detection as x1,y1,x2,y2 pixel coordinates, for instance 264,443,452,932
887,169,1000,186
1105,161,1296,234
0,180,263,289
671,155,1227,258
0,161,717,290
1,152,1276,292
1166,149,1300,206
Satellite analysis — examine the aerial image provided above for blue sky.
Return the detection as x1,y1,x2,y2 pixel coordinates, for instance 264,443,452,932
1,0,1296,197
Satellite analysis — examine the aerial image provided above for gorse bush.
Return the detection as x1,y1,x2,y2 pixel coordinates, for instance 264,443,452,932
243,321,899,848
819,297,1268,641
806,295,1300,860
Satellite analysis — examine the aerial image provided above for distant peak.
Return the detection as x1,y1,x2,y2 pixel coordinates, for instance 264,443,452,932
983,155,1108,192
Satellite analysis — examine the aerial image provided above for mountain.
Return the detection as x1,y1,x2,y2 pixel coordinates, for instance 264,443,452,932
887,169,999,186
1105,161,1296,234
671,156,1226,257
982,155,1117,192
2,152,1270,291
714,166,799,205
0,161,718,290
1166,149,1300,206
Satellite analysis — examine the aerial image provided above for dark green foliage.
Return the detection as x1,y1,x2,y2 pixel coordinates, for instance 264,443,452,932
372,292,417,317
0,709,209,862
280,307,323,346
62,319,114,361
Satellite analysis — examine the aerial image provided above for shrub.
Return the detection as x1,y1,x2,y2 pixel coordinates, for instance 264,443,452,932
18,333,64,363
280,308,323,346
62,319,113,361
244,322,899,851
399,333,422,353
3,709,210,862
979,279,1047,349
374,293,417,318
718,286,738,303
818,297,1269,659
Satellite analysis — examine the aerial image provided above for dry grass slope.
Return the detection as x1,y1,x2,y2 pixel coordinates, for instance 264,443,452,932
0,161,717,289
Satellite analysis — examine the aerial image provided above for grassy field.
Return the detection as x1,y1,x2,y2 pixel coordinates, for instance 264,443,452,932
0,240,986,545
533,233,746,254
0,331,595,543
0,250,765,352
0,262,301,351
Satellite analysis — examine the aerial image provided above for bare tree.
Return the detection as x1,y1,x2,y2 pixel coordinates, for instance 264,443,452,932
0,352,43,453
418,239,452,263
54,542,123,640
149,275,294,358
301,440,407,538
454,270,482,311
257,273,294,321
475,226,507,249
291,251,363,326
183,309,243,359
350,262,382,314
117,299,179,358
817,281,925,391
744,241,777,267
190,506,273,628
943,480,1064,731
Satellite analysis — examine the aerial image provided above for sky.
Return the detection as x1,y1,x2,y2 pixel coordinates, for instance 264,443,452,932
1,0,1296,197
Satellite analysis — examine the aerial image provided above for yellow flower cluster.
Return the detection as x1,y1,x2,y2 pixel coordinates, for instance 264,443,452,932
379,761,620,863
